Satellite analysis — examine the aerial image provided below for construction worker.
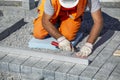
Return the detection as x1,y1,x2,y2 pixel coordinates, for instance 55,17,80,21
33,0,103,57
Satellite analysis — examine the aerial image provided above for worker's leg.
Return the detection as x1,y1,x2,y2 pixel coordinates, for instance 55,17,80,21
33,16,48,39
59,18,81,41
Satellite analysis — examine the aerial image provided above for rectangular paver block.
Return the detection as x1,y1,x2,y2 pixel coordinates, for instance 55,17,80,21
32,58,52,75
80,66,99,80
67,64,87,80
0,54,19,72
9,55,30,73
21,56,41,74
55,62,75,80
43,60,64,79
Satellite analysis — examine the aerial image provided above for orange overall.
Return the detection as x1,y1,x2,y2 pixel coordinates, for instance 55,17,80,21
33,0,87,41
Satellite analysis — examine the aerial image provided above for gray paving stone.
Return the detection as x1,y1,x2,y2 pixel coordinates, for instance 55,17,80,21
21,73,44,80
0,52,7,60
32,58,52,75
43,60,64,79
3,6,24,18
9,55,30,73
21,56,41,74
44,77,54,80
108,75,120,80
108,56,120,64
55,62,75,80
22,0,35,10
67,64,87,80
0,54,19,72
24,8,38,22
0,1,22,6
102,8,120,20
91,32,120,68
93,63,117,80
79,66,99,80
108,63,120,80
88,30,118,61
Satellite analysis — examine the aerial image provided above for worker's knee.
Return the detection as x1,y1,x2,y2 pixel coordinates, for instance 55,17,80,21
33,32,48,39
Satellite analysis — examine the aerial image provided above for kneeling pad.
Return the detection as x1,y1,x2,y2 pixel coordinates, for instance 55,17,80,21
28,37,58,50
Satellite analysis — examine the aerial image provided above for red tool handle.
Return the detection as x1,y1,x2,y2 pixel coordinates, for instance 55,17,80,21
51,41,58,47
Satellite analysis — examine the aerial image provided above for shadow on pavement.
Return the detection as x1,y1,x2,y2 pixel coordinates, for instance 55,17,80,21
80,11,120,50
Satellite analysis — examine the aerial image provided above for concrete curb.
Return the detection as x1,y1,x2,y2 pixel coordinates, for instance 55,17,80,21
0,46,89,65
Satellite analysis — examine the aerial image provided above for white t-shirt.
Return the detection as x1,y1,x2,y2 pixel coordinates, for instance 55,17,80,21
44,0,101,16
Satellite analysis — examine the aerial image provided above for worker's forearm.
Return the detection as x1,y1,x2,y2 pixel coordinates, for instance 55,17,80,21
42,20,62,39
87,22,103,44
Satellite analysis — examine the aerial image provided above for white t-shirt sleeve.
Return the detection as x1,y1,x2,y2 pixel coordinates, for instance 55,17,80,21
88,0,101,13
44,0,54,15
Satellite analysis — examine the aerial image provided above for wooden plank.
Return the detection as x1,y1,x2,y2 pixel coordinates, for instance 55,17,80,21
113,50,120,56
0,46,89,65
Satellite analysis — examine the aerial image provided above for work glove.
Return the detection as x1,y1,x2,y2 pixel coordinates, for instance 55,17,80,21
57,36,72,51
76,42,93,57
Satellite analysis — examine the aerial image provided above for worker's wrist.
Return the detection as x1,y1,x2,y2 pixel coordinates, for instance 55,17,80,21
57,36,66,43
84,42,93,49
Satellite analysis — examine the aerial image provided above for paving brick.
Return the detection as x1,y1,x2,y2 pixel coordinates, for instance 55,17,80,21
44,77,54,80
79,66,98,80
21,56,41,74
93,63,117,80
108,75,120,80
3,6,24,18
0,1,22,6
88,30,118,61
32,58,52,75
9,55,30,73
21,73,44,80
24,8,38,22
67,64,87,80
108,63,120,80
22,0,35,10
90,34,120,68
0,52,7,60
55,62,75,80
108,56,120,64
43,60,64,79
0,54,19,72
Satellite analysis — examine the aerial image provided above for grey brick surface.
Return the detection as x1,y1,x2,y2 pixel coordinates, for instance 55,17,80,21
9,55,30,73
0,52,7,60
93,63,117,80
108,56,120,64
0,1,22,6
67,64,87,80
55,62,75,80
22,0,35,10
90,48,113,68
108,63,120,80
90,31,120,68
102,8,120,20
21,56,41,74
0,54,19,72
43,60,64,79
32,58,52,75
3,6,24,18
88,30,118,61
79,66,98,80
24,8,38,22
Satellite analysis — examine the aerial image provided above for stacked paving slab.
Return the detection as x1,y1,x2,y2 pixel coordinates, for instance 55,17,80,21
0,0,120,80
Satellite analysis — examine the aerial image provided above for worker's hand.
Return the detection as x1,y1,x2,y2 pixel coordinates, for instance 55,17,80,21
76,42,93,58
57,36,72,51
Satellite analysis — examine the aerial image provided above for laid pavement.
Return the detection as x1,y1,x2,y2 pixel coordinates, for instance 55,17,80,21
0,0,120,80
